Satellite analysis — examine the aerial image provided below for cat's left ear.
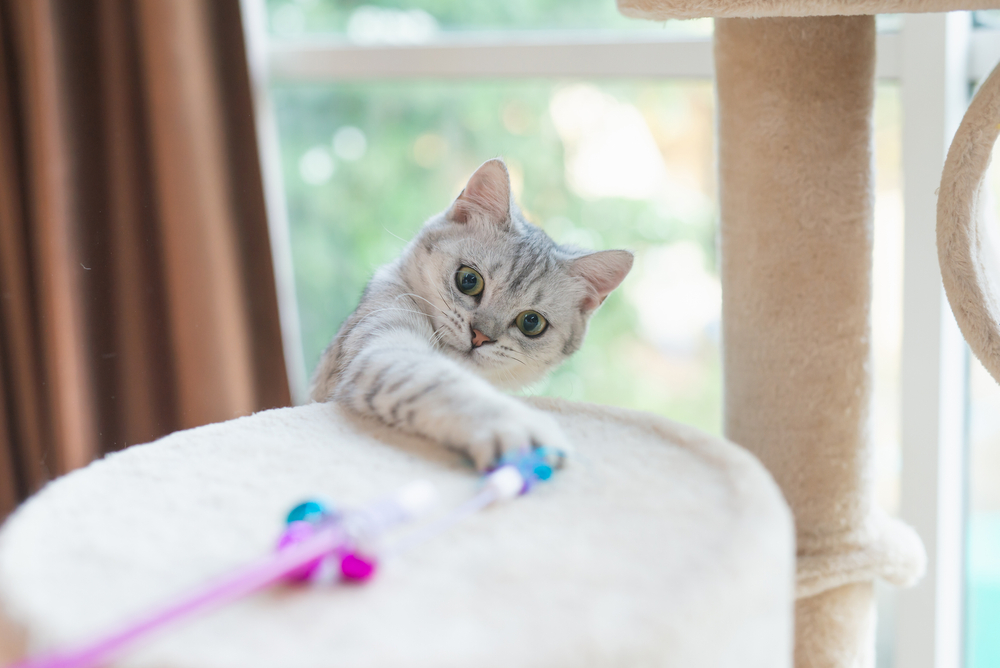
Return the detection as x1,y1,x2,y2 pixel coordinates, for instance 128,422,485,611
570,250,634,312
448,159,512,226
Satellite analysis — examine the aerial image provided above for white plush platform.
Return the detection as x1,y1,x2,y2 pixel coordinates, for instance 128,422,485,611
0,398,793,668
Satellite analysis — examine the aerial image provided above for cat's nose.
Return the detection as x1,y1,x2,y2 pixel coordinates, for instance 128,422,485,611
471,329,494,348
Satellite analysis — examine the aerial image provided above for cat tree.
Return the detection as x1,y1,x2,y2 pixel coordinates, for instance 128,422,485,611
617,0,1000,665
1,5,999,668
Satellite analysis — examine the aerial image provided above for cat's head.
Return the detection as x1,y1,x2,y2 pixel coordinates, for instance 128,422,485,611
403,158,633,389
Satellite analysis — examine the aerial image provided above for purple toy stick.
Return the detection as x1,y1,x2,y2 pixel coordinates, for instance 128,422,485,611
7,477,438,668
5,451,556,668
9,524,348,668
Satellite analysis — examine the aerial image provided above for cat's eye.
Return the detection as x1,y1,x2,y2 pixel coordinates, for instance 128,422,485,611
456,266,484,296
515,311,547,337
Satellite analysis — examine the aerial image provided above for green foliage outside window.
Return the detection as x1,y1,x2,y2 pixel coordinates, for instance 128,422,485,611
272,80,722,433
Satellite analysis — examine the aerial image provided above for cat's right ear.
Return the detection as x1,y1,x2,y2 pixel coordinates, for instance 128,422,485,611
570,249,634,312
447,159,512,226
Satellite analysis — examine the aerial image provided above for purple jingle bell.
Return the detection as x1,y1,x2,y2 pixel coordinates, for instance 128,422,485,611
340,552,377,582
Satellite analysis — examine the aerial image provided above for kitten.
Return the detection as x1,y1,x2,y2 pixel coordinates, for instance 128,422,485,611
310,158,633,470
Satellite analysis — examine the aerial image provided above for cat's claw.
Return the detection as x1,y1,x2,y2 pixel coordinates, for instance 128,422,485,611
535,445,569,470
463,404,573,472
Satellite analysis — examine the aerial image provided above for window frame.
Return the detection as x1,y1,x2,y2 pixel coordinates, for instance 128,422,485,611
240,5,999,666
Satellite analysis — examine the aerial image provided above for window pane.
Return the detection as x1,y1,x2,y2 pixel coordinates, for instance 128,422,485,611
872,83,903,519
965,139,1000,668
263,0,712,38
271,78,904,448
973,10,1000,28
871,82,904,668
271,79,722,432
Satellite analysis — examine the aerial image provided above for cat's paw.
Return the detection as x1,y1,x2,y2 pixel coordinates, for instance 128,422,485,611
462,402,572,472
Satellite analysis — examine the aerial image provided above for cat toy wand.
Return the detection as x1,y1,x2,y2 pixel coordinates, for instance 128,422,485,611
6,448,558,668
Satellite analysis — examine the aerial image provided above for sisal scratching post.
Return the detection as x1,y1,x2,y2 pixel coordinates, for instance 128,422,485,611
717,17,880,667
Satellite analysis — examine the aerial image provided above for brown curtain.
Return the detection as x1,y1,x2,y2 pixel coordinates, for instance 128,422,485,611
0,0,291,518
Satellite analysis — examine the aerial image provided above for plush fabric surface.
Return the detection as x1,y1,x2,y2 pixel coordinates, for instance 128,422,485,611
715,16,925,667
0,398,793,668
794,582,875,668
617,0,1000,20
938,60,1000,387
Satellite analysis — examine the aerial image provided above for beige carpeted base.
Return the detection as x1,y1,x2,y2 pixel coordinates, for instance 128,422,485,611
0,398,793,668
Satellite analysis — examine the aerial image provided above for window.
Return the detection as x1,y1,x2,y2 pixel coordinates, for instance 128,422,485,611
272,78,723,431
244,4,1000,666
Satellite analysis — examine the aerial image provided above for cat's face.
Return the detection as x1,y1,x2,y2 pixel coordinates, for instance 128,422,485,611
401,159,632,390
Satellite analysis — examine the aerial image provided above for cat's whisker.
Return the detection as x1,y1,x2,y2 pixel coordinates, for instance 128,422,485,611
497,347,528,364
382,226,409,245
441,305,466,333
500,365,526,391
356,307,427,323
434,286,456,311
436,320,466,349
495,351,526,366
429,327,449,350
349,306,430,331
439,315,462,336
497,364,517,385
396,292,446,315
430,286,459,324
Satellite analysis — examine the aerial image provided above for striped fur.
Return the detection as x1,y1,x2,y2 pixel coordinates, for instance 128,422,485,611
310,159,632,469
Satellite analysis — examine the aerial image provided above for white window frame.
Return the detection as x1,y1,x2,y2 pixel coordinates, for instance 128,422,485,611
240,5,998,666
898,13,982,668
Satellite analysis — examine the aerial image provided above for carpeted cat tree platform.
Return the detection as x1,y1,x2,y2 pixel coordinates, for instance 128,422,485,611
0,399,794,667
2,5,1000,668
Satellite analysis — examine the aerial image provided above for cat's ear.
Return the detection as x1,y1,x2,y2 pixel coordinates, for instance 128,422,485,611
448,159,512,226
570,250,634,312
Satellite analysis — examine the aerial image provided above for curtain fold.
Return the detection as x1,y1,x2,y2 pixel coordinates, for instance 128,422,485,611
0,0,291,518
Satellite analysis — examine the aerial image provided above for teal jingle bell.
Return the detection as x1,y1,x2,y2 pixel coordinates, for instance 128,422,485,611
285,500,332,525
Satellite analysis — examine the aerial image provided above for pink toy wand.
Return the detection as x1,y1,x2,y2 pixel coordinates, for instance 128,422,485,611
7,448,557,668
7,479,435,668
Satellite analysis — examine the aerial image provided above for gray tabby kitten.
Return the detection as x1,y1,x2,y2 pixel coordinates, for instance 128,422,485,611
311,159,633,470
